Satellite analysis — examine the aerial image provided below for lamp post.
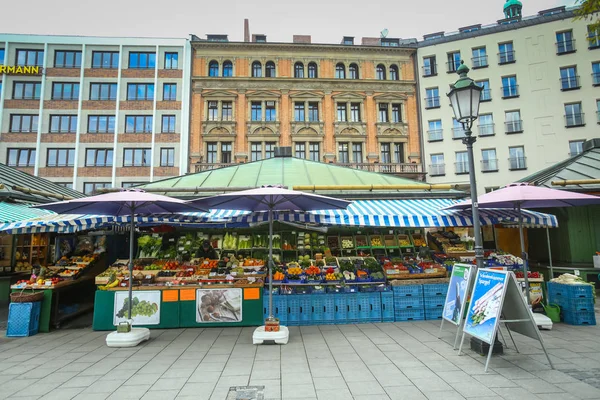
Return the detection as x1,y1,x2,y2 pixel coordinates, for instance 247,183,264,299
447,61,485,271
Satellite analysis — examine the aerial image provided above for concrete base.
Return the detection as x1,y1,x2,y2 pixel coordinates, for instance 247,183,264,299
533,313,553,330
106,328,151,347
253,325,289,345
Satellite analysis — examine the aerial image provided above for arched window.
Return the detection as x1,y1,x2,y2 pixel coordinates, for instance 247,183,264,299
294,62,304,78
389,64,399,80
349,63,359,79
265,61,276,77
222,60,233,77
376,64,386,80
335,63,345,79
208,60,219,77
308,62,318,78
252,61,262,77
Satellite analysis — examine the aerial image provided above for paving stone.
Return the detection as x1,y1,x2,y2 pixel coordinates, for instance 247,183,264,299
385,386,428,400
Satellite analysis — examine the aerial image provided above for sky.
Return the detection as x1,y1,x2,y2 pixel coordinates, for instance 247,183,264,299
2,0,575,43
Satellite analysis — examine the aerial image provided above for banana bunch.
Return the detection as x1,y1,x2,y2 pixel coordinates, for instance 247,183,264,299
99,273,120,291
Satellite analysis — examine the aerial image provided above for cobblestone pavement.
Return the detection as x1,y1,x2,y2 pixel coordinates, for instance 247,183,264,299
0,316,599,400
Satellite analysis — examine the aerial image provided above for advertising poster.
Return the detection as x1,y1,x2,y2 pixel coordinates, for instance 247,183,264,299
113,290,161,326
442,264,472,325
196,288,243,323
463,269,509,344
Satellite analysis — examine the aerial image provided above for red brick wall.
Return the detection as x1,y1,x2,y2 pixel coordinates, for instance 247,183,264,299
154,166,179,176
82,101,116,110
156,101,181,110
16,167,34,175
84,69,118,78
118,133,152,143
41,133,76,143
1,133,37,142
117,166,151,177
44,100,78,110
121,69,154,78
158,70,183,79
78,167,112,177
155,133,180,143
46,68,80,77
4,100,40,109
80,134,115,143
39,167,74,178
120,101,153,111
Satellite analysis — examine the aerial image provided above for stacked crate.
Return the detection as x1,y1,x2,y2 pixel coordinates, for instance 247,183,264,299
380,291,395,322
393,285,424,321
547,282,596,326
423,283,449,320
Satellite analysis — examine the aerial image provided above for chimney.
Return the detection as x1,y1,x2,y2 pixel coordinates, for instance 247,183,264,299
244,19,250,42
293,35,311,44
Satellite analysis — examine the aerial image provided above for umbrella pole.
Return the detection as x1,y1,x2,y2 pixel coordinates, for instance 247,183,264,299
518,204,530,305
268,207,274,319
128,209,134,320
546,227,554,280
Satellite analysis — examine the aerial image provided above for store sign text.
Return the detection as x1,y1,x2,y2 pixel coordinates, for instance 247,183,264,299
0,65,43,75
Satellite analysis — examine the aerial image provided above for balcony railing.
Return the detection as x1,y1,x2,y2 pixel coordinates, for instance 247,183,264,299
446,60,460,73
565,113,585,128
505,120,523,133
588,34,600,49
422,64,437,77
556,39,576,54
501,85,519,98
592,72,600,86
427,129,443,142
452,127,466,139
478,123,495,136
425,96,440,109
481,159,498,172
455,161,469,174
480,89,492,102
429,164,445,176
560,76,580,90
498,50,516,64
471,55,488,69
508,157,527,170
334,162,423,174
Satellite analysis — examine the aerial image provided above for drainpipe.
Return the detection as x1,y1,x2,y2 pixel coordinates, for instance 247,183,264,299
412,51,426,182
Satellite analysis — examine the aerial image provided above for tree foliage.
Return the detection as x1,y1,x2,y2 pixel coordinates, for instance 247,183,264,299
576,0,600,34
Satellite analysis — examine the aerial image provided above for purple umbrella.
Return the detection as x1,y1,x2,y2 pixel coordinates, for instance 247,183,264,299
189,185,351,323
34,189,207,320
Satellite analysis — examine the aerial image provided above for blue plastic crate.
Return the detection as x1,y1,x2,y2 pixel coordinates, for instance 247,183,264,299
381,292,394,322
312,295,325,325
274,295,288,324
357,293,371,323
346,293,359,323
7,302,41,337
299,295,312,325
548,282,593,299
323,295,336,324
423,296,445,309
394,296,424,310
342,286,359,293
311,286,327,295
562,298,595,312
287,295,300,326
394,308,424,322
422,283,449,297
563,310,596,326
334,294,348,323
368,292,382,322
392,285,423,297
424,306,444,320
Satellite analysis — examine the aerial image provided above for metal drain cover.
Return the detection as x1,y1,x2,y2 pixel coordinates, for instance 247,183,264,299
226,386,265,400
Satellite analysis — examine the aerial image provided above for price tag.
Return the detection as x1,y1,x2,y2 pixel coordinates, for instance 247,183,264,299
145,275,151,280
357,231,361,234
45,281,52,286
346,250,351,254
574,269,580,276
204,261,209,265
152,234,159,238
186,241,191,245
209,272,216,277
231,272,237,276
169,238,175,242
178,247,184,251
389,230,394,234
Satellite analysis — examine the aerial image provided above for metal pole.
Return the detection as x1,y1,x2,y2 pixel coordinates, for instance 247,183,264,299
518,204,530,304
463,128,484,271
546,227,554,279
128,209,135,320
268,207,274,319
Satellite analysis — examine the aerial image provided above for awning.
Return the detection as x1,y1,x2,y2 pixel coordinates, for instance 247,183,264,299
0,202,53,224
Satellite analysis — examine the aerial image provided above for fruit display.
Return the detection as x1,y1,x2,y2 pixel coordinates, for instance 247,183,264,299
138,235,162,257
325,268,343,281
341,237,354,249
398,235,412,247
273,271,285,281
515,271,541,279
304,265,321,276
237,235,253,249
287,266,303,276
222,233,238,250
343,270,356,280
412,234,427,247
370,236,383,247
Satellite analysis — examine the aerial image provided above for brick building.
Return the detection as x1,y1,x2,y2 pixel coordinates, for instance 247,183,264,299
0,34,191,194
189,32,424,179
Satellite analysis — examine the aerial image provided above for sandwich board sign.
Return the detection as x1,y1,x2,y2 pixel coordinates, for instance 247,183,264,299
438,263,473,348
457,268,553,372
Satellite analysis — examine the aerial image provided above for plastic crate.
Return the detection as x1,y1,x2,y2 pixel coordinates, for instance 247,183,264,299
423,296,445,309
311,295,325,325
394,295,424,310
562,298,595,312
563,310,596,326
346,293,359,323
287,295,300,326
548,282,593,299
334,294,348,323
368,292,382,322
422,283,449,297
424,306,444,320
323,295,336,324
392,285,423,297
274,295,288,325
357,293,371,323
381,292,394,322
7,302,41,337
299,296,312,325
394,308,424,322
342,286,359,293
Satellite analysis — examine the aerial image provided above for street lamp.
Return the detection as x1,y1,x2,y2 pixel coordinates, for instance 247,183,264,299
447,61,485,271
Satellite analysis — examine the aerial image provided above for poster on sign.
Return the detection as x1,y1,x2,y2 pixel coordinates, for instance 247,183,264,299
443,263,472,326
113,290,161,326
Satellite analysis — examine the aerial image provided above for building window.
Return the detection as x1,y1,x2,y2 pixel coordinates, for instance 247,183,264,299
447,51,461,72
477,80,491,101
7,148,36,167
294,102,305,121
265,101,276,121
478,114,494,136
309,142,320,162
592,62,600,86
472,47,488,68
295,143,306,159
350,103,361,122
85,148,113,167
50,115,77,133
88,115,115,133
9,114,38,133
352,143,363,163
338,143,349,163
498,42,515,64
455,151,469,174
163,83,177,101
164,52,178,69
127,83,155,101
423,56,436,76
394,143,405,163
558,66,579,92
565,103,584,127
92,51,119,69
509,146,526,170
452,118,465,139
505,110,523,133
16,49,43,66
54,50,81,68
221,143,232,163
481,149,498,172
425,87,440,108
294,62,304,78
208,101,218,121
83,182,110,195
252,61,262,77
161,115,176,133
380,143,391,164
308,102,319,122
125,115,153,133
90,83,117,101
376,64,386,80
389,65,399,80
222,60,233,77
308,62,318,78
556,30,575,54
13,81,41,100
123,148,150,167
251,102,262,121
349,63,359,79
206,143,217,163
336,103,347,122
57,183,74,189
569,140,585,157
588,26,600,49
428,120,443,142
265,61,275,77
129,52,156,69
250,143,262,162
265,142,276,159
379,104,389,122
0,49,4,64
335,63,346,79
430,153,445,176
222,101,232,121
122,182,146,188
390,103,402,123
52,82,79,100
501,75,518,98
209,60,219,77
160,148,175,167
47,148,75,167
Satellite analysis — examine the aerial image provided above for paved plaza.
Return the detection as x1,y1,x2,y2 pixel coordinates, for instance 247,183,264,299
1,315,600,400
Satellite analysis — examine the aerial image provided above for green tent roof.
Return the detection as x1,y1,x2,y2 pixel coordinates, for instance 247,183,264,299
138,157,464,200
0,202,53,224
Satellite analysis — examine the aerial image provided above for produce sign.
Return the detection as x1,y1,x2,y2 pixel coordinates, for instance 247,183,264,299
462,269,508,344
196,288,242,323
442,264,472,325
113,291,161,326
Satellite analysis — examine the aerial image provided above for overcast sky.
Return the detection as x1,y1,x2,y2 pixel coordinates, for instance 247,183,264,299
3,0,574,43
